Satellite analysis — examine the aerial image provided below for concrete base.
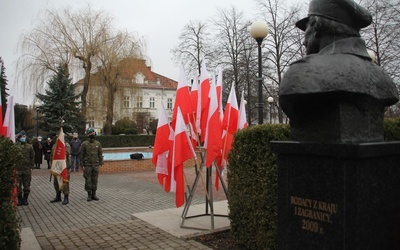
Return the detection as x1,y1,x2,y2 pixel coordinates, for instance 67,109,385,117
21,227,41,250
271,141,400,250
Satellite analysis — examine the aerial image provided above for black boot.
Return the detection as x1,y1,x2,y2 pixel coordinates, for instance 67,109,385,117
22,193,29,205
50,192,61,203
17,193,23,206
62,194,69,205
87,191,92,201
91,191,99,201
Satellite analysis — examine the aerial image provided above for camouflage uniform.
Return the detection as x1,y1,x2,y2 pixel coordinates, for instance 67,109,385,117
80,136,103,201
50,142,71,205
16,140,35,206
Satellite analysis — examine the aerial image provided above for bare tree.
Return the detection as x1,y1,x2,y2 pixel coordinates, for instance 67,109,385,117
171,20,213,76
359,0,400,117
17,4,114,119
96,30,144,135
256,0,303,123
211,6,259,125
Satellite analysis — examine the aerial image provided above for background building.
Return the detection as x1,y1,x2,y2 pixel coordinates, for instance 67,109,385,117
76,58,177,134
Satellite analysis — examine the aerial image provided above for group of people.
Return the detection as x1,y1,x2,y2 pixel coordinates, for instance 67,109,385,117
31,132,82,171
15,128,103,206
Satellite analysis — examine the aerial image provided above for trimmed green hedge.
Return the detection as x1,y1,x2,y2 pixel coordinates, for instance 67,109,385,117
0,137,22,249
228,124,291,250
66,135,155,148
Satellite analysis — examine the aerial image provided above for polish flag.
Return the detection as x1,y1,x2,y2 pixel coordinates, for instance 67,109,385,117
216,83,239,190
172,107,196,207
171,64,193,128
238,90,248,129
152,103,173,191
204,76,222,167
216,67,224,122
221,83,239,161
50,127,68,191
199,60,210,141
2,96,15,142
190,74,201,147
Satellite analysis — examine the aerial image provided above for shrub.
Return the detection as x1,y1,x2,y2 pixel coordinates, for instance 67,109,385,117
384,117,400,141
0,136,22,249
112,119,138,135
227,124,290,250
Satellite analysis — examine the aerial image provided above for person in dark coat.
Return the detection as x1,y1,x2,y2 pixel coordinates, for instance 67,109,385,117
69,132,82,172
32,136,44,169
43,137,54,169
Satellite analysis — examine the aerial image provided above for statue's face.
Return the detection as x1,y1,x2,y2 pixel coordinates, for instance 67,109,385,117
303,20,320,55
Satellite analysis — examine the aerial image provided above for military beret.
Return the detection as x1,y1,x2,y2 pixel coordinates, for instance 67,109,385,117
296,0,372,31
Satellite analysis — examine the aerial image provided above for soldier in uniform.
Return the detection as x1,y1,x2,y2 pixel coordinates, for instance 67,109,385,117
80,128,103,201
50,140,71,205
16,130,35,206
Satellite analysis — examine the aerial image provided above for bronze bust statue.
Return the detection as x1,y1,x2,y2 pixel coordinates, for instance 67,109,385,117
279,0,398,142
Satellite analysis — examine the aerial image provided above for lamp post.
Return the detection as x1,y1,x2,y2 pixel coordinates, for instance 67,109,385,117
35,101,41,137
250,20,269,125
267,96,274,124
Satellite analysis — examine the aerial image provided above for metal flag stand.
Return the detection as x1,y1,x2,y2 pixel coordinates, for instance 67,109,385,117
180,150,229,230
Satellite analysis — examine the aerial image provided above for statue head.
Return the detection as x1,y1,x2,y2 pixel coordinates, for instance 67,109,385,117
296,0,372,54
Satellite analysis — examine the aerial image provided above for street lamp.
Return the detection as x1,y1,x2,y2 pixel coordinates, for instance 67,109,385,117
250,20,269,125
267,96,274,124
35,101,41,137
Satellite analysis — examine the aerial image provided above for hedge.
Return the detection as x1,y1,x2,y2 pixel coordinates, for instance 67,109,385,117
227,124,291,250
0,136,22,249
66,135,155,148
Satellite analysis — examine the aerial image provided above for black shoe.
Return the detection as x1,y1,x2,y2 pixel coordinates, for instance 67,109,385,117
87,191,92,201
17,194,23,206
22,193,29,205
91,191,99,201
62,195,69,205
50,193,62,203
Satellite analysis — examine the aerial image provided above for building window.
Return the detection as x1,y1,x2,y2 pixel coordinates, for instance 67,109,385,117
150,97,155,108
136,96,143,108
88,116,95,128
123,96,130,108
167,98,173,109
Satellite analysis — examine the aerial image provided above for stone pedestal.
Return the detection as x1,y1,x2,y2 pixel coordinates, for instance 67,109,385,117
271,141,400,249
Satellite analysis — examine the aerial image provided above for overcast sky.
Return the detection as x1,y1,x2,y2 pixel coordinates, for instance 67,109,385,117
0,0,272,105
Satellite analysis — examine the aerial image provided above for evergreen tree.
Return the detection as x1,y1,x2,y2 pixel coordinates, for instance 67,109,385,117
0,57,9,117
36,65,85,135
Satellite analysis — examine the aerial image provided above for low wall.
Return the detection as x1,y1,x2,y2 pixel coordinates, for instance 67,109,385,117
100,147,152,173
100,147,198,173
100,159,153,173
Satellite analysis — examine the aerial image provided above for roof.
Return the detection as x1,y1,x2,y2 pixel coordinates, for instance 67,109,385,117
75,58,177,90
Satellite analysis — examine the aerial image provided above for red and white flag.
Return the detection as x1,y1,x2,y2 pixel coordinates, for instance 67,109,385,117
204,76,222,167
216,83,239,190
2,96,15,142
221,82,239,159
50,127,68,191
171,64,193,128
172,107,196,207
191,74,201,140
216,67,224,122
238,90,248,129
152,103,173,191
199,60,210,141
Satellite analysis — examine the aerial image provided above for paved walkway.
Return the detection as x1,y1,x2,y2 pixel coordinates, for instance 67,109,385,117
18,167,229,249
